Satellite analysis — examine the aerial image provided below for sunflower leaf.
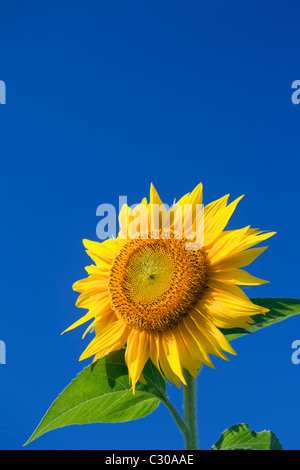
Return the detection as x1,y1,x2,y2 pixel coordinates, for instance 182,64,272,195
211,423,283,450
25,349,166,445
221,298,300,341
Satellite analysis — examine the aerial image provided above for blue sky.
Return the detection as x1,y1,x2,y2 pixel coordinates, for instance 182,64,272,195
0,0,299,450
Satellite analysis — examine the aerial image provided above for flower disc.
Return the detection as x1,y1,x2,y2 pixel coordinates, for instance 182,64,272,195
108,234,209,331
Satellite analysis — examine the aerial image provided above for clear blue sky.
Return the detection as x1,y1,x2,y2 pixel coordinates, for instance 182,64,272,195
0,0,299,450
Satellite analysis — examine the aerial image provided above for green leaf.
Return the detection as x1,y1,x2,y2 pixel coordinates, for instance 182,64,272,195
25,349,166,445
211,423,283,450
221,298,300,341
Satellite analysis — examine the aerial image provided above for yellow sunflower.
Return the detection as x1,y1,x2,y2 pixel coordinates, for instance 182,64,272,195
63,183,275,392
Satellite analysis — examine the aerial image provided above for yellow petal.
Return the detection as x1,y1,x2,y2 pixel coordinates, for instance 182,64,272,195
197,291,268,329
82,312,114,339
125,330,150,393
83,239,116,260
211,268,269,286
148,332,167,381
208,278,254,302
148,184,168,233
75,290,109,308
79,320,128,361
62,298,112,334
72,275,108,292
188,311,229,361
85,265,109,276
176,192,191,207
204,195,244,246
190,309,236,357
213,246,268,270
181,316,215,368
233,230,276,254
158,334,182,388
207,226,250,264
85,250,111,270
203,194,229,229
160,330,186,385
150,183,163,206
173,324,200,378
180,182,203,233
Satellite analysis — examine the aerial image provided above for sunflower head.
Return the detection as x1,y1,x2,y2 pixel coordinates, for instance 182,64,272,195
64,183,275,392
108,233,210,332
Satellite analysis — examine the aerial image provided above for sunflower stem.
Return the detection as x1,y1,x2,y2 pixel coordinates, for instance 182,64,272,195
183,369,198,450
161,397,190,440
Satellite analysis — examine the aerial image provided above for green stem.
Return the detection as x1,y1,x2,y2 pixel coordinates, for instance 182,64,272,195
161,397,189,439
183,369,199,450
163,369,200,450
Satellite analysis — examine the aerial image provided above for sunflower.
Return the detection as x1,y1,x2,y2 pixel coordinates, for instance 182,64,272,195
63,183,275,392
